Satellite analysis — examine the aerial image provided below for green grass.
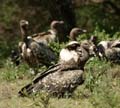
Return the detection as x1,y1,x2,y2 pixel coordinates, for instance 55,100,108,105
0,57,120,108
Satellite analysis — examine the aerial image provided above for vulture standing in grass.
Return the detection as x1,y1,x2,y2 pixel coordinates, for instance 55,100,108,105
31,20,65,45
18,39,96,97
19,20,57,74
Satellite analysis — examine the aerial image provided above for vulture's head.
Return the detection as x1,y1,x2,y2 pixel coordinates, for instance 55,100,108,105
20,20,29,40
50,20,64,33
20,20,29,30
59,41,82,63
80,40,97,57
69,27,87,41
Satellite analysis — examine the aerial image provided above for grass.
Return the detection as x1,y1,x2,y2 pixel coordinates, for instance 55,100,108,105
0,57,120,108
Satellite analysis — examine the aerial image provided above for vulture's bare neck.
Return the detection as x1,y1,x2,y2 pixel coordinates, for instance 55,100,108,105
21,26,29,45
50,29,58,35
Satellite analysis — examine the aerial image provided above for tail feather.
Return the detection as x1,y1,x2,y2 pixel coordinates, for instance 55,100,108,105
18,83,35,96
33,63,60,82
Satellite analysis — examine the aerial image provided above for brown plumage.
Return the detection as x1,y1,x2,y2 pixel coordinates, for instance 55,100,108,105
31,20,65,45
69,27,87,41
18,40,96,97
19,20,57,74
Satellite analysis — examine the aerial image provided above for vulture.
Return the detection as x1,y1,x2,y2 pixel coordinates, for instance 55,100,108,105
18,40,96,97
31,20,65,45
19,20,57,74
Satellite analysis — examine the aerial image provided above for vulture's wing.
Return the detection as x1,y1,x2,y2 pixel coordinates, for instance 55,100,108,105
18,60,80,97
31,31,51,38
18,63,61,96
30,41,56,66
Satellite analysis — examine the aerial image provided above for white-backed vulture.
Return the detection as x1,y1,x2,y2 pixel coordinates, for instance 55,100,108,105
19,20,57,74
18,40,96,97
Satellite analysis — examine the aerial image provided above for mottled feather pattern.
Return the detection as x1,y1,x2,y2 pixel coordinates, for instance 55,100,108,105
19,65,83,96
